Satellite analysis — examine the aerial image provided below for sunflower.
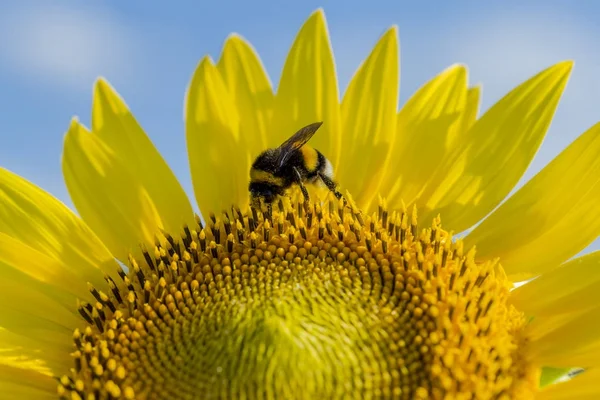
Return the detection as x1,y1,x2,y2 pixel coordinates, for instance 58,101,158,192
2,8,600,400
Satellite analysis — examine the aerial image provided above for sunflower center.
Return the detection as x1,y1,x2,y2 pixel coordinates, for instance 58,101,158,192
58,196,538,399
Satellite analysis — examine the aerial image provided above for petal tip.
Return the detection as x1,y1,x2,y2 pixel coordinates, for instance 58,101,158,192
192,56,216,74
373,26,399,53
446,63,468,76
559,59,574,67
221,33,253,56
306,8,328,29
311,8,326,19
550,60,574,78
387,25,399,36
201,55,215,67
66,117,86,138
469,83,482,94
94,76,109,86
224,32,245,45
93,76,127,110
94,77,114,96
64,118,80,154
190,56,217,82
560,59,574,72
91,76,129,126
381,25,399,42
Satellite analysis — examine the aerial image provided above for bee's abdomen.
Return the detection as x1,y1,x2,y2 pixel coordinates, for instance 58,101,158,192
319,151,334,178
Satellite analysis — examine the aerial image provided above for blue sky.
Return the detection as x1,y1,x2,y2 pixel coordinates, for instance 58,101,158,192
1,0,599,250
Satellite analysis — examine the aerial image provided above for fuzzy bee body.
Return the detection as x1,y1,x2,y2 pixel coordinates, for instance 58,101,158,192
249,122,341,209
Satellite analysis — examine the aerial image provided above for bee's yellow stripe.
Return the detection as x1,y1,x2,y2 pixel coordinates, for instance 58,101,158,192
250,169,285,186
301,146,319,172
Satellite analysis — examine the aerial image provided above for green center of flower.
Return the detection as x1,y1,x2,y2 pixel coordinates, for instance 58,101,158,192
57,196,539,399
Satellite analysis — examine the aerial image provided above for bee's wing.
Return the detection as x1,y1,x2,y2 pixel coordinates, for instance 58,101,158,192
275,122,323,169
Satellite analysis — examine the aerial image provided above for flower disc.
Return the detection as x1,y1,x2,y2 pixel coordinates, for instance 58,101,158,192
59,197,537,399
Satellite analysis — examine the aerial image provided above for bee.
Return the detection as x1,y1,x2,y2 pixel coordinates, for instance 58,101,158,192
249,121,343,211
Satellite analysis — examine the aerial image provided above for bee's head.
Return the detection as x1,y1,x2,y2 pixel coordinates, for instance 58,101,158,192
249,181,276,208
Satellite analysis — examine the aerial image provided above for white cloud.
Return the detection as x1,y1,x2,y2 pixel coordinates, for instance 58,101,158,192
0,4,140,91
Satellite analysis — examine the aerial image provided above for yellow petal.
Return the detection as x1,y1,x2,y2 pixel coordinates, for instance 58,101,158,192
465,122,600,279
270,9,342,167
527,312,580,341
421,61,572,232
337,26,399,209
0,312,72,364
0,233,89,303
0,326,72,374
0,365,55,400
216,34,274,159
383,64,467,210
545,342,600,369
0,253,81,352
538,369,600,399
186,56,247,213
92,79,195,232
530,305,600,367
0,167,117,287
456,85,481,138
1,386,54,400
510,251,600,316
0,270,80,334
63,120,165,262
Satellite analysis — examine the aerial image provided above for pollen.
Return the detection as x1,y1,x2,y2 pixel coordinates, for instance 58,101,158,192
58,194,539,399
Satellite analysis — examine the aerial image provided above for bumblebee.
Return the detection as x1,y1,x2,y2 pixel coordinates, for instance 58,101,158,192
249,121,343,210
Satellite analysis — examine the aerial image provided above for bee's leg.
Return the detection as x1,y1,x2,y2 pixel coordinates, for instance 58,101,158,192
293,167,311,210
318,173,346,206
